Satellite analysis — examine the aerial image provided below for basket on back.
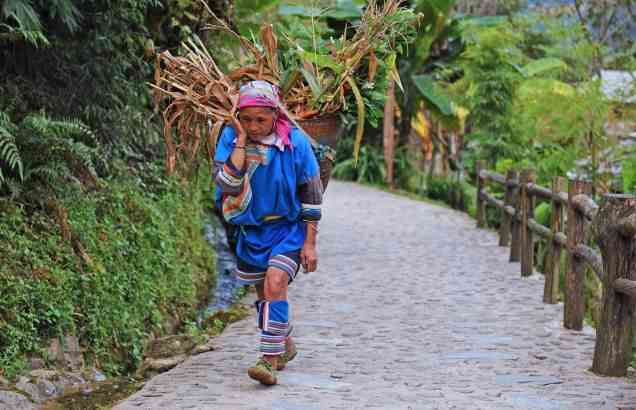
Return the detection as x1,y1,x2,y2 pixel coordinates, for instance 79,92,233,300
297,113,344,191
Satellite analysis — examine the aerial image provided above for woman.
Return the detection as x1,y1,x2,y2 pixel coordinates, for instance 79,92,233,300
214,80,323,386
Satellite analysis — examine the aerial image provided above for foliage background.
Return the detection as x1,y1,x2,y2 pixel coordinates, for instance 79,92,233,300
0,0,229,378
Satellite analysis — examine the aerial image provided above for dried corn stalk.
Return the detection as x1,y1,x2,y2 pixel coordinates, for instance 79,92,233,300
200,1,281,85
152,36,237,175
153,0,413,175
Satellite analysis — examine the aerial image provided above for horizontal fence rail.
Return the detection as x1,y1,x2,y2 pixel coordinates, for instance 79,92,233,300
475,161,636,377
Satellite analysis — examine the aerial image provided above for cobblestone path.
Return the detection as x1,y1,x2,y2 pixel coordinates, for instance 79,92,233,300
116,181,636,409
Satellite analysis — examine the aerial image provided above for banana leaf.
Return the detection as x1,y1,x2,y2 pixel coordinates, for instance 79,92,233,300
517,58,568,78
414,0,456,60
412,74,453,116
413,74,468,132
278,5,322,17
299,51,344,74
325,0,364,19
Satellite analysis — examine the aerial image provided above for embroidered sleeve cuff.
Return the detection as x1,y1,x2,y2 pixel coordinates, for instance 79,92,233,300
225,158,245,177
214,159,244,195
301,203,322,222
219,162,244,185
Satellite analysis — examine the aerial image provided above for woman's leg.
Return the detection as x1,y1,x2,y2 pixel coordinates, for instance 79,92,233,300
264,266,288,300
255,279,295,371
248,253,300,384
260,266,288,369
255,283,265,300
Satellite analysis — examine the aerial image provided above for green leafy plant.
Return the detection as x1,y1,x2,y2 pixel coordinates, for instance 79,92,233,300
0,165,216,378
0,110,23,189
0,0,81,46
535,202,551,227
333,144,386,184
623,153,636,193
16,113,100,193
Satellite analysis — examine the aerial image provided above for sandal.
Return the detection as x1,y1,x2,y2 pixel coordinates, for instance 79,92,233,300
276,340,298,371
247,358,278,385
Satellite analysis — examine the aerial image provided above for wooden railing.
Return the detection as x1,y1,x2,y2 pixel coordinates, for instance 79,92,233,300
475,160,636,377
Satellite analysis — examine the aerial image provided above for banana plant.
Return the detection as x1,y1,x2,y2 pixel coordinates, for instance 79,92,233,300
378,0,458,185
396,0,459,142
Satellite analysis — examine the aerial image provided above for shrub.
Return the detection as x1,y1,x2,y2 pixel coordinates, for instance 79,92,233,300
426,177,451,202
623,155,636,193
535,202,552,227
0,166,215,378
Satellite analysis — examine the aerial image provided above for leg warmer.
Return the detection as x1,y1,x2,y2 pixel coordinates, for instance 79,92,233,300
255,300,290,355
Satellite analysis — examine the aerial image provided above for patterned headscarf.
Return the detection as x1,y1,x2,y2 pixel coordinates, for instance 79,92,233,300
239,80,292,147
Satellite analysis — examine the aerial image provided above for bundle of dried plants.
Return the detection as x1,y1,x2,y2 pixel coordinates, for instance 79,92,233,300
152,0,415,174
152,36,237,175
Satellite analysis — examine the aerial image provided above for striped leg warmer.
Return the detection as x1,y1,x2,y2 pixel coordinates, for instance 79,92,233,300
255,300,290,356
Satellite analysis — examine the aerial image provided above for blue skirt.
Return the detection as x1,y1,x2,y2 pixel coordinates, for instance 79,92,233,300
236,218,305,270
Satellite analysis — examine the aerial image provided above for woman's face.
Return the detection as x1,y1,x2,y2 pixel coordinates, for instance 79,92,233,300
238,107,276,140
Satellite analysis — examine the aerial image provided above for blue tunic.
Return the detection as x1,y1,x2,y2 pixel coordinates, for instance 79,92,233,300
214,126,320,269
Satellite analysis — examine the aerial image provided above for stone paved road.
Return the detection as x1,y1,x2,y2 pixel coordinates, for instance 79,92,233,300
116,181,636,410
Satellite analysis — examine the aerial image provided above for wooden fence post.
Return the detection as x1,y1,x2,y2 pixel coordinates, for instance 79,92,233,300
592,194,636,376
520,169,536,277
476,160,486,228
509,171,521,262
499,170,515,247
564,179,593,330
543,176,567,304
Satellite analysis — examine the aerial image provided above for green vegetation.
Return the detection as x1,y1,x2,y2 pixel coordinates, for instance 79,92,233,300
0,165,215,378
623,155,636,193
0,0,232,379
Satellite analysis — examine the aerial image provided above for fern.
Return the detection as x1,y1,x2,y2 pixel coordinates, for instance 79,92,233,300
26,161,79,186
1,0,82,46
18,113,99,189
0,110,23,188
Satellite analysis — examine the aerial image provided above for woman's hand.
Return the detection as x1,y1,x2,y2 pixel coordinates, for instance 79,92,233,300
300,243,318,273
230,105,247,145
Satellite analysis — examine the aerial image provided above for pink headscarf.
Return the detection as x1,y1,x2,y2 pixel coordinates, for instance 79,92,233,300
238,80,292,147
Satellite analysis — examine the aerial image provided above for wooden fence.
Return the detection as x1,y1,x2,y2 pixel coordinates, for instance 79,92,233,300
475,160,636,377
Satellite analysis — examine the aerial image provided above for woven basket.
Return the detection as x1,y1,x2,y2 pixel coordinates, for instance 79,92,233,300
297,113,343,191
297,113,343,149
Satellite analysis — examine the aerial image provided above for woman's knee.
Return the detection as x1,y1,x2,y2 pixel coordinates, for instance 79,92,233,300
265,269,287,299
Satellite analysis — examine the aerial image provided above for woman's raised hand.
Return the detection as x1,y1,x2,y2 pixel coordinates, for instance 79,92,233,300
230,103,247,145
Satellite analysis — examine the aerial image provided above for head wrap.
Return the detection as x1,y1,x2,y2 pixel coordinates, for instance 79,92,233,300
238,80,292,147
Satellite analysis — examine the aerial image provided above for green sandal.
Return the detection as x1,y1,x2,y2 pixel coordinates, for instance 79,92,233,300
276,341,298,371
247,358,278,385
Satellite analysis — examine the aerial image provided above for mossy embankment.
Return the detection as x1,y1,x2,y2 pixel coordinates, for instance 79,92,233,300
0,164,216,379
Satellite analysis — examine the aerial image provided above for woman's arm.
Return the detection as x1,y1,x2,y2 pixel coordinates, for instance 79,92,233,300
299,174,323,273
214,117,248,196
228,115,248,170
301,222,319,272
